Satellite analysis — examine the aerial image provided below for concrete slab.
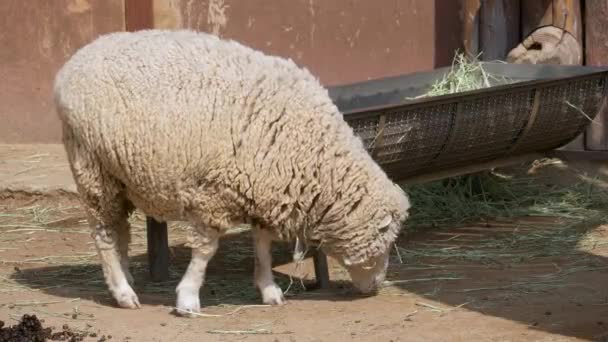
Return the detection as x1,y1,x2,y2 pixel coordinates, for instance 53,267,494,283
0,144,76,196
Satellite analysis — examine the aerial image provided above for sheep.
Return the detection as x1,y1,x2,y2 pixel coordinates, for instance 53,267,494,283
53,29,410,316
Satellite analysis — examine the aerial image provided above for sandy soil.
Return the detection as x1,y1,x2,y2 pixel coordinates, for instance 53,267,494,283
0,194,605,342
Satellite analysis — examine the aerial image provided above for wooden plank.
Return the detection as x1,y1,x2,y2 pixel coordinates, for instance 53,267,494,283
124,0,154,31
462,0,481,56
520,0,582,39
553,0,583,41
479,0,520,60
584,0,608,151
146,217,171,282
434,0,465,67
521,0,553,38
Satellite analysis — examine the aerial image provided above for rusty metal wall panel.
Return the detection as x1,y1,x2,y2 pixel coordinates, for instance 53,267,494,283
0,0,125,143
435,0,464,67
0,0,462,143
153,0,451,86
125,0,154,31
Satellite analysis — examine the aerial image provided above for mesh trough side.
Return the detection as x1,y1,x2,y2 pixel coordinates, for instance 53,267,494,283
509,76,607,155
345,103,455,179
343,74,607,181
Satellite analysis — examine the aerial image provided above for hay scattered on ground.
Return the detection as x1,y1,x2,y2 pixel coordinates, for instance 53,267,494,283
402,162,608,230
379,160,608,294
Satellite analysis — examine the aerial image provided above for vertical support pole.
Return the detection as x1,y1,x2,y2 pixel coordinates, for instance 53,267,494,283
124,0,154,31
584,0,608,151
125,0,168,282
462,0,481,57
146,216,170,282
312,249,330,289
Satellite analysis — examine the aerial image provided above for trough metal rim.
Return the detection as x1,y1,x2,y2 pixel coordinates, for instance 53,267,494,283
331,63,608,119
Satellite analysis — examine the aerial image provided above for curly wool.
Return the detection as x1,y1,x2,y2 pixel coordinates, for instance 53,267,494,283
54,29,410,265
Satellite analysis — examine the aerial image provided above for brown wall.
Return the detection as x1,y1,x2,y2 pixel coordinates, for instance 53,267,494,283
153,0,459,86
0,0,462,143
0,0,125,143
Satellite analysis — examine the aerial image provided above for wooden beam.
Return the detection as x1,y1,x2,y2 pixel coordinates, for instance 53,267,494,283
462,0,481,56
584,1,608,151
479,0,520,61
520,0,553,38
146,217,170,282
124,0,154,31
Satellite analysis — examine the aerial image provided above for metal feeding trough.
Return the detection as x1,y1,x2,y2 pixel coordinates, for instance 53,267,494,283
331,62,608,184
145,62,608,288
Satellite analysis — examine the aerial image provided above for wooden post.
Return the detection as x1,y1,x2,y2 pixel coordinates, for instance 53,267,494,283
584,1,608,151
462,0,481,57
124,0,154,31
146,217,170,282
479,0,520,61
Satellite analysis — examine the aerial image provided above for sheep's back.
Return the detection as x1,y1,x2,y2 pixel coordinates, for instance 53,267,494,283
53,30,348,222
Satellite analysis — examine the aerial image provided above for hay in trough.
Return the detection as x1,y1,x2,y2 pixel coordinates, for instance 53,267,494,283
409,52,512,100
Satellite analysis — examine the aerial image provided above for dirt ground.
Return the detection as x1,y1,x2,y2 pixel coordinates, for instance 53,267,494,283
1,144,608,342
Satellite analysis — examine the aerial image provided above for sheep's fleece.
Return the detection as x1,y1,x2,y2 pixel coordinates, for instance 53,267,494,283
54,29,410,313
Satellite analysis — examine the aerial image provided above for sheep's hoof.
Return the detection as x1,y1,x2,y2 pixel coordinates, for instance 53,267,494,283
114,286,141,309
261,284,286,306
174,307,200,318
175,291,201,317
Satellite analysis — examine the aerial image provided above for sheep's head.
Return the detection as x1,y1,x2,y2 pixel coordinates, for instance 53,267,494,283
338,212,404,294
324,183,410,294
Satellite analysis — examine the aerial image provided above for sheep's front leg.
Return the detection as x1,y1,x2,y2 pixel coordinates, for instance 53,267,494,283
175,229,219,317
253,227,285,305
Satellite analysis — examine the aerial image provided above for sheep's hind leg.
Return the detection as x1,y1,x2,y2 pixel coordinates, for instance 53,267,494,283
90,216,139,309
253,227,285,305
64,139,138,309
175,228,219,317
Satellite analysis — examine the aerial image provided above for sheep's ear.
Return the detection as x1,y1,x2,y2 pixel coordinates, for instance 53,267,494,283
378,215,392,231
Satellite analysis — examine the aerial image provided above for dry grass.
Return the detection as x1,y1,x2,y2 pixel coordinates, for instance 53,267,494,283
378,160,608,294
408,52,513,100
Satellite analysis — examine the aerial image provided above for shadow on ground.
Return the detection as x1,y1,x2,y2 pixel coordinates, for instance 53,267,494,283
10,228,361,309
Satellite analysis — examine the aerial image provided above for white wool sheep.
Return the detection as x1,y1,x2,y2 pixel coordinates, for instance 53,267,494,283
53,29,410,316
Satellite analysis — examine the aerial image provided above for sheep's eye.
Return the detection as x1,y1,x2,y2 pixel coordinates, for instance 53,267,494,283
378,225,390,233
